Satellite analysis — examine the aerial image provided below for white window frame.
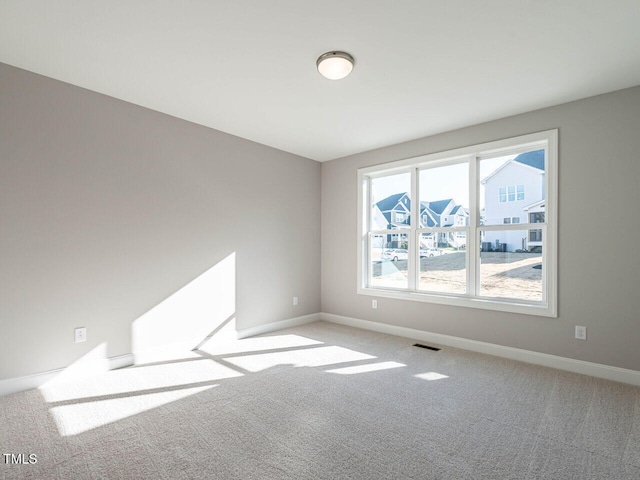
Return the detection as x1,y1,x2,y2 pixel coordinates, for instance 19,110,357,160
357,130,558,317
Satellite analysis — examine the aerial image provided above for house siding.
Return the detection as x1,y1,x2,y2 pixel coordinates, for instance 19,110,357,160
483,162,544,252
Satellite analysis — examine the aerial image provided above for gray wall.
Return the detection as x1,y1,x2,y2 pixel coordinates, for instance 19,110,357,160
0,63,321,380
321,86,640,371
3,59,639,381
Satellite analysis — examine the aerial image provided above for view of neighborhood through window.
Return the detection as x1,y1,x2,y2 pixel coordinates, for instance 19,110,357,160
503,217,520,224
370,173,410,289
419,231,467,294
479,228,543,301
359,130,556,315
478,150,545,300
417,163,468,295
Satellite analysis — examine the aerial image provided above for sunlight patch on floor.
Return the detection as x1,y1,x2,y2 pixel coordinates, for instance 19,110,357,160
325,361,406,375
415,372,449,381
134,348,202,366
50,385,215,436
199,330,323,356
40,359,242,403
224,346,375,373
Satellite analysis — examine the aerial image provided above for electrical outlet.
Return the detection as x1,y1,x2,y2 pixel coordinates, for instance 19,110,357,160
372,299,377,309
75,327,87,343
575,326,587,340
293,296,298,306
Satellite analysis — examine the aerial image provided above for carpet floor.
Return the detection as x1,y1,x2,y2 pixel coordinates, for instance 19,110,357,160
2,320,640,479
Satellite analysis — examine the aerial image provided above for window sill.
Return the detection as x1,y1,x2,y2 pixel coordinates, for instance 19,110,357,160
357,286,557,318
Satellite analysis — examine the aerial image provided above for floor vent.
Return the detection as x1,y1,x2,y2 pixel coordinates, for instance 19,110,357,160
413,343,441,351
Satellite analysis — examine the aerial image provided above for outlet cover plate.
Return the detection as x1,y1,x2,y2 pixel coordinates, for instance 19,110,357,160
75,327,87,343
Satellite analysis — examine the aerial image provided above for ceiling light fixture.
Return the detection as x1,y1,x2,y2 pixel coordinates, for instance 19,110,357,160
316,51,354,80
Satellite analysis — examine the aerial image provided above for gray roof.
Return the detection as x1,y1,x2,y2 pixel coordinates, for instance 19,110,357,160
375,193,411,226
426,198,453,215
375,192,406,212
514,149,544,170
376,194,466,228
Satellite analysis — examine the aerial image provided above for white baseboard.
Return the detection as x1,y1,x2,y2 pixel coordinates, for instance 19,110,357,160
321,313,640,387
0,313,319,398
0,354,134,397
110,353,135,370
236,313,321,339
5,311,636,396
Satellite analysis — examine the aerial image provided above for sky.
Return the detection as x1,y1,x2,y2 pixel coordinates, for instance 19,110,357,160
371,155,515,209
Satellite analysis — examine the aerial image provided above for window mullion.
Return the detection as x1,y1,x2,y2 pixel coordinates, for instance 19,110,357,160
408,167,418,290
540,224,548,302
468,156,479,297
366,176,372,233
365,177,372,287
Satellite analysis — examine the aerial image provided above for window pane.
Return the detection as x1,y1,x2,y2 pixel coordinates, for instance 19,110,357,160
480,149,545,225
371,172,411,229
479,230,543,301
529,212,545,223
419,162,469,229
419,233,466,294
370,233,408,289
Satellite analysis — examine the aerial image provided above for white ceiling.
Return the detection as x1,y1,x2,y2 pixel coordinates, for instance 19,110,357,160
2,1,640,162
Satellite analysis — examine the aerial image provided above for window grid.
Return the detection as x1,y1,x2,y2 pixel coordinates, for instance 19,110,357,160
357,130,557,317
499,185,525,202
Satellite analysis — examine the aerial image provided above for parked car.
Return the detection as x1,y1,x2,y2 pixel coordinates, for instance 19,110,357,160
420,248,442,258
382,249,408,261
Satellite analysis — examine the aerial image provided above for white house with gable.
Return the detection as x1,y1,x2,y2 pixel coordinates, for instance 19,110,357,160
371,193,469,249
481,150,545,252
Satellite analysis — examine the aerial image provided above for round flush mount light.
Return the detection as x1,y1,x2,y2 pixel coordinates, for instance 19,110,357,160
316,51,354,80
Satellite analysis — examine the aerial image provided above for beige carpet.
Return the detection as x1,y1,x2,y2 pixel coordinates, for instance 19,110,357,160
2,320,640,479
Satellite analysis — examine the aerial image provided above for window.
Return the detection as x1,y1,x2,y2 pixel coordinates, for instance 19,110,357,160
529,212,545,223
499,185,524,202
357,130,557,317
